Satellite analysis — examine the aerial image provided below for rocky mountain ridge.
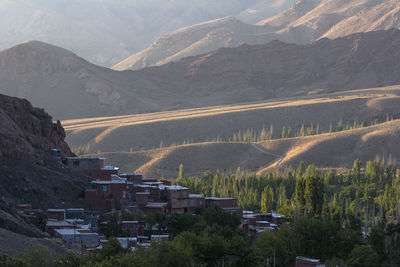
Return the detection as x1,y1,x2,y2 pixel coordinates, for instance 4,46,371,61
0,93,73,161
114,0,400,70
2,29,400,120
0,0,289,67
0,94,88,241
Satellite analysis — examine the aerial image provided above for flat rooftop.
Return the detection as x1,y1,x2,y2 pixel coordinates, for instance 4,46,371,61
47,209,66,212
206,197,236,201
102,166,119,171
66,157,105,160
189,194,204,198
145,202,168,208
91,180,126,185
122,221,139,224
159,185,189,191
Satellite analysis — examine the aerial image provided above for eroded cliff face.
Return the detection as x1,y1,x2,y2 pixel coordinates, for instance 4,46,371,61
0,93,74,161
0,94,89,243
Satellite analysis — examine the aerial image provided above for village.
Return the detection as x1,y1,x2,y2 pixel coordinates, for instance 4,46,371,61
13,152,327,266
13,152,285,247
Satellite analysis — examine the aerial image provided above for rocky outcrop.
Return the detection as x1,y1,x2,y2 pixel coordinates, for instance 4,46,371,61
0,94,89,243
0,93,74,161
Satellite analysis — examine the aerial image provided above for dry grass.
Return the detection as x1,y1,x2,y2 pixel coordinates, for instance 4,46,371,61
88,119,400,178
64,85,400,153
69,85,400,178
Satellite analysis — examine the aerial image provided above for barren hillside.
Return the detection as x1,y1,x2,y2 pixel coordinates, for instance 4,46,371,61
0,41,138,120
115,0,400,70
259,0,400,43
93,119,400,178
3,30,400,120
0,0,282,66
111,17,272,70
64,86,400,153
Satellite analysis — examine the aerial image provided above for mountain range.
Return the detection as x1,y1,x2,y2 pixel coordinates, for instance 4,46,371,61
1,29,400,120
0,0,290,67
113,0,400,70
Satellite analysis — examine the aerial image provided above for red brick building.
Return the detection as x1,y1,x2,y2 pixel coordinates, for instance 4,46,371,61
188,194,205,213
165,185,189,213
64,157,119,180
121,221,144,237
84,175,128,212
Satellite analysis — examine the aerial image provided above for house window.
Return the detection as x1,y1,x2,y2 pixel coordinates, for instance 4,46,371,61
73,161,80,167
102,185,109,192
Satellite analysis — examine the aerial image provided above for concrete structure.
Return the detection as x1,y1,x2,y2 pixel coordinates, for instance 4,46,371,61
117,237,137,249
46,219,90,236
55,228,99,247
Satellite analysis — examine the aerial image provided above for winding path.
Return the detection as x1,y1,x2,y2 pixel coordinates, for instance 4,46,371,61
250,142,286,172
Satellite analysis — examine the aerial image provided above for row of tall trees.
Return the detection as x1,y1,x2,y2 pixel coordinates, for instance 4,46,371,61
175,159,400,228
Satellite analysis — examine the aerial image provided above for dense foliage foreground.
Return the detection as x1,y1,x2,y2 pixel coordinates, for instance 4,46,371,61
2,159,400,266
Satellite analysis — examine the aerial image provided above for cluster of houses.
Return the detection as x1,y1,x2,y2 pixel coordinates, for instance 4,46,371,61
15,154,287,252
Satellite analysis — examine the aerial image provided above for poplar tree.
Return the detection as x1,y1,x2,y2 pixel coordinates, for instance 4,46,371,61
178,163,184,179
